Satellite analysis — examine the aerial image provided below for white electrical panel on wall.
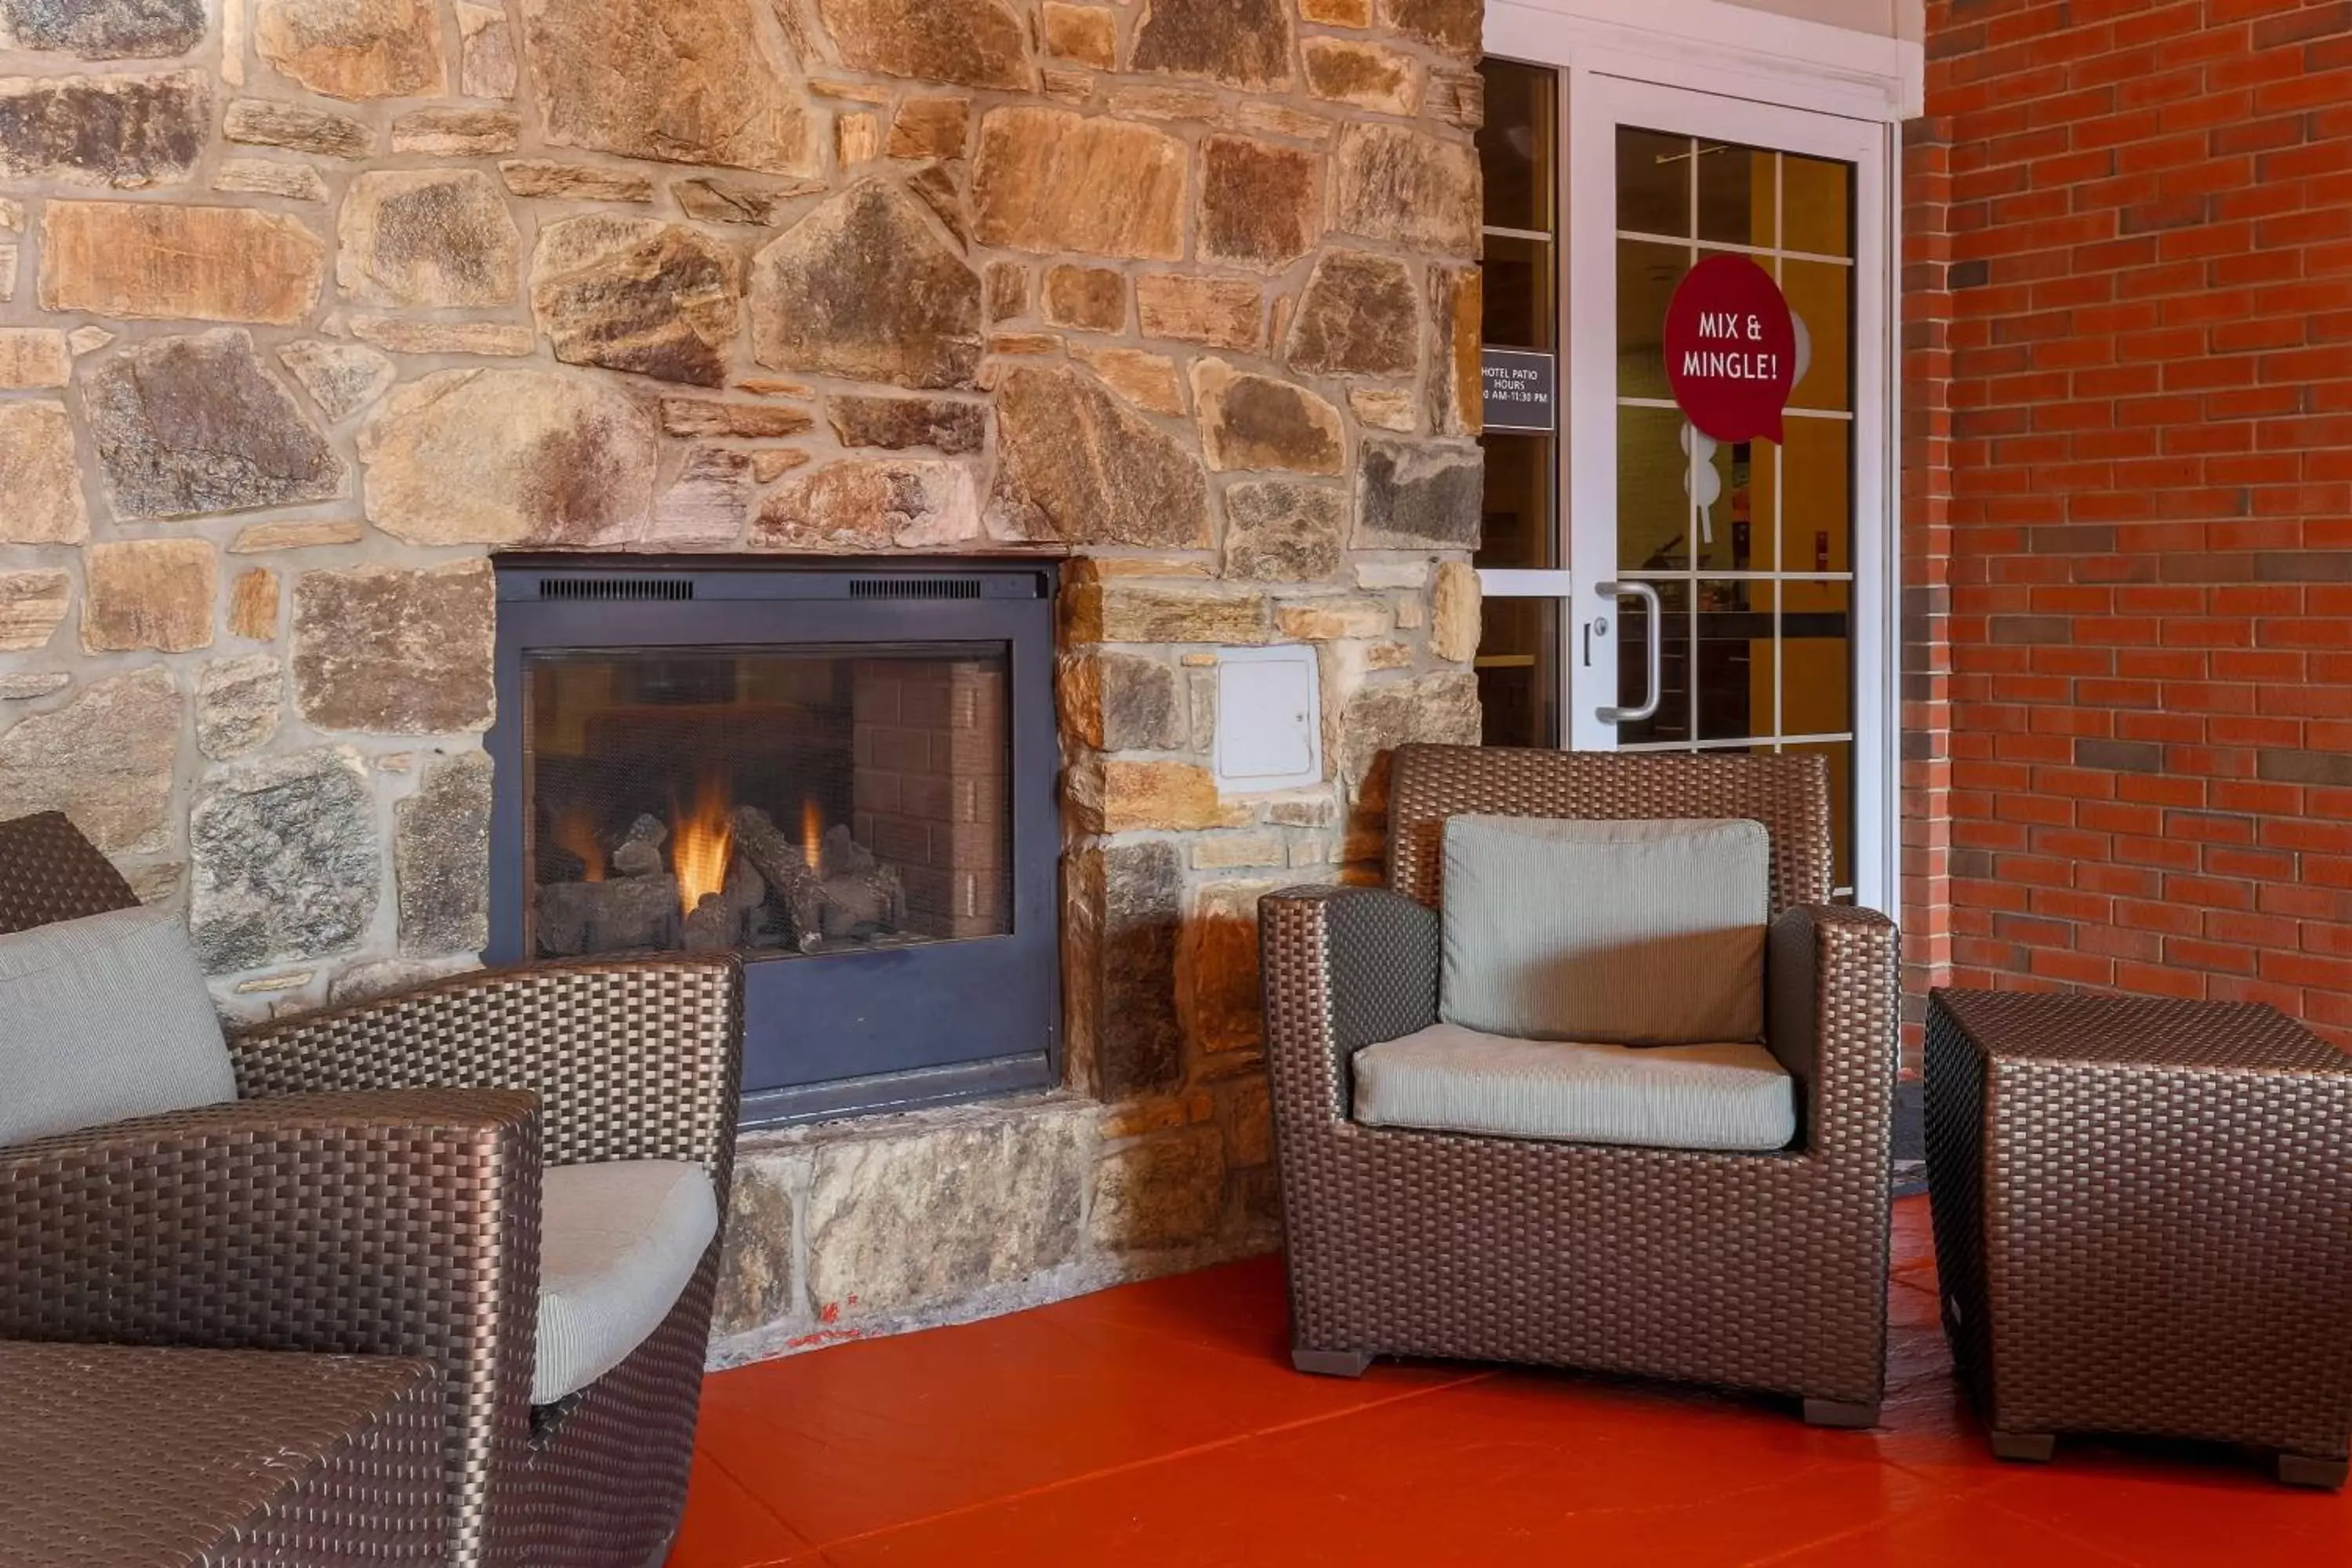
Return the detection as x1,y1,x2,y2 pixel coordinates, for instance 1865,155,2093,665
1211,644,1322,793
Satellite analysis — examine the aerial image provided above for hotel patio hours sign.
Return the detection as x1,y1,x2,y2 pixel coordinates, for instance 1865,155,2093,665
1481,347,1555,434
1664,254,1796,444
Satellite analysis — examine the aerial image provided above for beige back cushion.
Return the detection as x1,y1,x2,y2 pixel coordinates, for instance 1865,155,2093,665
1439,815,1770,1046
0,902,236,1148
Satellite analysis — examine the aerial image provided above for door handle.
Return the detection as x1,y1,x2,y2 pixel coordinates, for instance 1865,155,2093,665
1595,581,1661,724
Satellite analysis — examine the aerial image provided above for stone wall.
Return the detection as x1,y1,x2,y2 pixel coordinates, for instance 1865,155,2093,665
0,0,1486,1350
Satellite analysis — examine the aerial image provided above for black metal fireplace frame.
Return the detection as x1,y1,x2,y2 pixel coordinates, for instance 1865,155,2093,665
487,555,1061,1127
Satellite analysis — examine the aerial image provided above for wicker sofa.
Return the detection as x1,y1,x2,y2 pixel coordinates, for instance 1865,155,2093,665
0,810,742,1568
1260,745,1900,1424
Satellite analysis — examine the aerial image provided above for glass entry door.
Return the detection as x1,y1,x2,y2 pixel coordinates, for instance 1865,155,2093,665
1564,74,1889,905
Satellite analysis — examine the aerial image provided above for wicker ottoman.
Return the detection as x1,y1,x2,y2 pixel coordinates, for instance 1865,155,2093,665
0,1341,445,1565
1925,989,2352,1487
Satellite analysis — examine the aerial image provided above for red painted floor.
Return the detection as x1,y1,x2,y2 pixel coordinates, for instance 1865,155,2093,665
671,1195,2350,1566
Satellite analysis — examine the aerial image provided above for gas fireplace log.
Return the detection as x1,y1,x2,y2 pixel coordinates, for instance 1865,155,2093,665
683,855,768,952
731,805,825,953
536,873,679,956
612,814,667,878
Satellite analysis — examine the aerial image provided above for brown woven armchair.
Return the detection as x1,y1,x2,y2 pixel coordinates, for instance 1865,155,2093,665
0,810,742,1568
1261,746,1900,1425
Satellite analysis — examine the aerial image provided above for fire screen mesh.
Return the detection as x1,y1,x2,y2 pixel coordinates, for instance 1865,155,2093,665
523,644,1012,960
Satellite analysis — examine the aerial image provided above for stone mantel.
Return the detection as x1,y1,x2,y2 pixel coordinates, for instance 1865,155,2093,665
0,0,1487,1355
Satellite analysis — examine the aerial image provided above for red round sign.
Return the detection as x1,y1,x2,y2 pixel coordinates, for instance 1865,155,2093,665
1663,254,1796,444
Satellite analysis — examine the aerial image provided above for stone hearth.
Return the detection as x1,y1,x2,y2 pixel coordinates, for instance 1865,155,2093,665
0,0,1484,1352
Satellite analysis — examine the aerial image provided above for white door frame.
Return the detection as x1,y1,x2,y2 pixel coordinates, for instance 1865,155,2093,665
1479,0,1907,914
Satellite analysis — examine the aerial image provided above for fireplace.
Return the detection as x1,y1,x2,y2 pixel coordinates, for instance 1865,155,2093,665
487,559,1060,1126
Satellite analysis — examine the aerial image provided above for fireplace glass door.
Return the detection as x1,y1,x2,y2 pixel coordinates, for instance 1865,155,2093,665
522,644,1013,962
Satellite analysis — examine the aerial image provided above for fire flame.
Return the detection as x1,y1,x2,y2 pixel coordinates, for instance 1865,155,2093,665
548,807,604,883
671,774,735,918
800,798,823,872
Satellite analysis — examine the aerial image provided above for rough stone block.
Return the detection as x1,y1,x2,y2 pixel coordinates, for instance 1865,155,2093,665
526,0,818,175
826,394,987,454
1088,1124,1225,1250
223,98,372,158
1276,597,1392,641
1068,840,1184,1094
750,181,982,390
499,159,654,202
0,666,178,854
990,364,1210,546
82,537,216,652
1040,3,1116,67
649,446,752,546
390,107,521,155
0,571,69,651
1426,263,1483,437
227,566,278,640
0,0,205,58
456,1,517,96
1179,880,1273,1054
1066,579,1268,644
213,158,327,201
349,318,536,357
753,458,984,551
0,328,69,389
41,201,325,322
804,1109,1090,1318
0,70,206,187
189,745,379,974
1431,558,1481,663
1072,758,1250,833
1135,273,1261,350
258,0,445,99
1070,344,1183,414
888,97,968,161
1223,481,1344,583
291,559,495,733
815,0,1033,90
395,750,492,957
710,1158,799,1338
359,368,657,546
278,339,395,423
972,107,1185,260
1382,0,1483,57
1199,135,1322,271
1041,264,1125,332
1333,122,1480,254
0,400,86,542
532,214,742,387
196,653,285,760
1301,37,1421,115
337,169,521,308
1131,0,1293,89
1287,249,1420,376
85,328,343,520
1354,438,1483,550
1192,359,1342,475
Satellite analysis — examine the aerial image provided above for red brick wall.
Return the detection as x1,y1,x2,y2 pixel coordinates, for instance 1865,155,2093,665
1922,0,2352,1045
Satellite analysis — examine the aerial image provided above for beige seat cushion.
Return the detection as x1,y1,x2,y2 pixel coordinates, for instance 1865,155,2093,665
0,903,234,1149
535,1160,718,1405
1353,1022,1796,1152
1439,815,1770,1045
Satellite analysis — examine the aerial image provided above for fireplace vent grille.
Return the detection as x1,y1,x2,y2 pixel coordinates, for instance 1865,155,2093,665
848,577,983,601
537,575,695,601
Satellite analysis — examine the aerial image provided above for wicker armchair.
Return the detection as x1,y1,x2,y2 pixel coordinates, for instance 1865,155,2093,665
1261,746,1900,1425
0,810,743,1568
